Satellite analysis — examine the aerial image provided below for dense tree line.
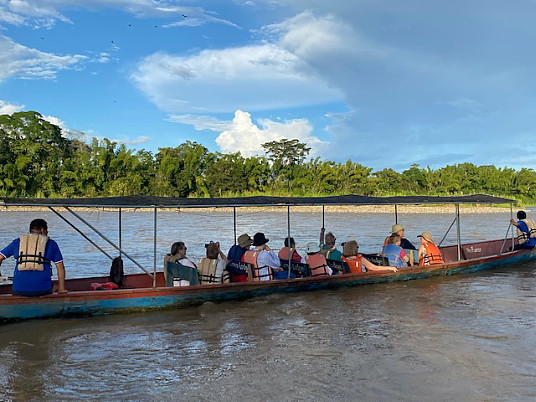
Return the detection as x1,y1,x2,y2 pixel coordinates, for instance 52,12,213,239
1,111,535,204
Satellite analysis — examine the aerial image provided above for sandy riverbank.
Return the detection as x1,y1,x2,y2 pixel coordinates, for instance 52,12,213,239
0,205,515,213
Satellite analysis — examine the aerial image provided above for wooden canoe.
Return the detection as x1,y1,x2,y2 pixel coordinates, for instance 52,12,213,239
1,238,534,322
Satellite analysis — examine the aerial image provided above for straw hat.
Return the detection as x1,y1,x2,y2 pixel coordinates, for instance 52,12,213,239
417,231,433,242
305,242,320,254
237,233,253,248
391,224,404,234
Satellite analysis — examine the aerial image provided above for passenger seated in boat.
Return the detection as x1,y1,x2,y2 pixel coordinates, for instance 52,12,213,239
305,242,332,276
384,224,416,264
227,233,253,282
384,224,416,250
198,242,230,284
0,218,67,296
381,235,409,268
164,242,197,286
319,227,342,261
278,237,304,263
510,211,536,250
228,233,253,262
342,240,397,274
243,232,281,281
417,232,445,266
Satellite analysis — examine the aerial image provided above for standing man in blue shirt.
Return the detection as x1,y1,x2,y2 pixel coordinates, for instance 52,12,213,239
0,219,67,296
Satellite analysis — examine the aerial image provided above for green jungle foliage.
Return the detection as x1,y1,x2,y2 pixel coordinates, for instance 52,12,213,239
1,111,535,204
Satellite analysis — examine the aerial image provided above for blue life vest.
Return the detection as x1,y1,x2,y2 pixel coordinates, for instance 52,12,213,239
382,244,406,268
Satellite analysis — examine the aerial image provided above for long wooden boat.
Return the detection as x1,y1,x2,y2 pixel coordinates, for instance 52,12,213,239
1,194,534,322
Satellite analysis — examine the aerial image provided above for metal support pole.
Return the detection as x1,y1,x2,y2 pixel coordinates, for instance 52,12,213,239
153,207,157,288
64,207,153,277
233,207,237,244
287,205,292,279
322,205,325,228
49,207,113,260
394,205,398,224
510,203,515,250
118,207,122,258
456,204,461,261
438,216,457,247
499,222,513,255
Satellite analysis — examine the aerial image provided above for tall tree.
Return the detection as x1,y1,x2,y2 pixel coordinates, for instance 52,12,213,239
0,111,70,197
262,138,311,192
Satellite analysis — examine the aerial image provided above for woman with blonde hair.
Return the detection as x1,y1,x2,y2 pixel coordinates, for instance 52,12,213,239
417,232,444,266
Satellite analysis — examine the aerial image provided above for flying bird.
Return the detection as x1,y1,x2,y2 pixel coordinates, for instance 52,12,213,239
182,14,188,18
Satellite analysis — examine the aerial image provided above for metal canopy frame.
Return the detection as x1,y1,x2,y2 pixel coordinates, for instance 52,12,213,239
1,194,516,286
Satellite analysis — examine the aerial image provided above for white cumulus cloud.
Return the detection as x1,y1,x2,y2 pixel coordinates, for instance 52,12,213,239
0,35,86,81
132,45,343,113
172,109,326,157
0,100,25,115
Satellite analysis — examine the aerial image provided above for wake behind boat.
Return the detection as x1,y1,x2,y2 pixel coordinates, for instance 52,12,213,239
1,194,534,322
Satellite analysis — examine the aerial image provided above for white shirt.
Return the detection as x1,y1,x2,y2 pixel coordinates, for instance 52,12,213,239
178,257,196,269
256,249,280,281
175,256,196,286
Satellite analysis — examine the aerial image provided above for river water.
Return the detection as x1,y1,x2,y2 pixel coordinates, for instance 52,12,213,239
0,209,535,400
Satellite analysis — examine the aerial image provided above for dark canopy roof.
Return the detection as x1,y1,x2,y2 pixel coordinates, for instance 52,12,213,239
0,194,515,208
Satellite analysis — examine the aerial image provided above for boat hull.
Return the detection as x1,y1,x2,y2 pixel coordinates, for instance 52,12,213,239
1,243,535,322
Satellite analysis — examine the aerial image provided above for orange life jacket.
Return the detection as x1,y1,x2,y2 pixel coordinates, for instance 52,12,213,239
305,254,330,276
242,250,273,281
342,255,364,274
418,242,445,266
278,247,302,263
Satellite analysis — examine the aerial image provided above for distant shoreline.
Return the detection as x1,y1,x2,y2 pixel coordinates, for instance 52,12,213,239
0,205,515,214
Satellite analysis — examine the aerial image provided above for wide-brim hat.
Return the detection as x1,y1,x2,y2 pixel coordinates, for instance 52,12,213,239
305,241,320,254
392,224,404,234
252,232,269,246
417,231,433,242
237,233,253,248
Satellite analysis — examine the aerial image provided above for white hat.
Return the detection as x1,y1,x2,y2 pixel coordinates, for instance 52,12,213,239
305,242,320,254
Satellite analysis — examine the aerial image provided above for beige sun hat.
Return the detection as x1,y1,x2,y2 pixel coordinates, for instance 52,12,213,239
237,233,253,248
391,224,405,234
417,231,433,242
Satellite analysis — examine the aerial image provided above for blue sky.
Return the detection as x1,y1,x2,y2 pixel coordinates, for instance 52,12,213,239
1,0,536,171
